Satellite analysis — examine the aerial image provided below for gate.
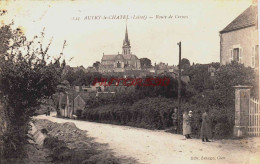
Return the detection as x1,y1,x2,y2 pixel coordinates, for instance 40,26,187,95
248,98,260,136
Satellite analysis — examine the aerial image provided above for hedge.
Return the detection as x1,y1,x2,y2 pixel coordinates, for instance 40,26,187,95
82,97,233,138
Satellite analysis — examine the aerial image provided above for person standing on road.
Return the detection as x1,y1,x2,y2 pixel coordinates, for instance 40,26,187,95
183,110,192,139
201,109,211,142
171,107,178,133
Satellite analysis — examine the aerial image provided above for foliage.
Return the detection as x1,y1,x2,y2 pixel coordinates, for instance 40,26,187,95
140,57,152,68
183,63,214,92
184,62,257,137
0,24,65,159
83,97,177,129
180,58,190,70
83,97,234,137
187,62,257,107
84,89,144,110
214,62,258,104
62,67,102,86
136,75,187,99
92,61,100,71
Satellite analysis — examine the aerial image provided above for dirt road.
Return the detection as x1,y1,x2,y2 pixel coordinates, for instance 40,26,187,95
36,115,260,164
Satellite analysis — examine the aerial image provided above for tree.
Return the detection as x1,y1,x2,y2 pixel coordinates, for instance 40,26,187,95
183,64,213,92
140,58,152,68
180,58,190,70
93,61,100,71
0,24,65,159
213,62,258,106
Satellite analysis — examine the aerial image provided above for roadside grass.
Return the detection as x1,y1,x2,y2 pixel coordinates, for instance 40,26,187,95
35,119,136,164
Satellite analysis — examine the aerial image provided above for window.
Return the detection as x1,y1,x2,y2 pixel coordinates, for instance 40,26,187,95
117,61,121,68
233,48,239,62
230,48,242,63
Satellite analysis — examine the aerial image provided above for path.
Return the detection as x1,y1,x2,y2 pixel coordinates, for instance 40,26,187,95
35,115,260,164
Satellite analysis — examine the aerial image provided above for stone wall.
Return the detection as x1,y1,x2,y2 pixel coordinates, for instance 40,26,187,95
233,86,252,137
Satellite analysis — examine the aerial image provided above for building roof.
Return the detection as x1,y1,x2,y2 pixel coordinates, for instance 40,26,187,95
101,55,117,61
115,54,125,60
130,55,138,60
102,54,139,61
220,5,257,34
60,91,78,105
77,92,96,102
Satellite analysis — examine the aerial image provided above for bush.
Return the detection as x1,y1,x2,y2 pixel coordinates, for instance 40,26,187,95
83,97,234,138
0,24,64,160
83,97,177,130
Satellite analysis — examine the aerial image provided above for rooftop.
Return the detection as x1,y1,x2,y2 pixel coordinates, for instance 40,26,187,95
220,5,257,34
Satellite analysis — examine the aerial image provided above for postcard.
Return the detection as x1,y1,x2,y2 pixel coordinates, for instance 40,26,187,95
0,0,259,163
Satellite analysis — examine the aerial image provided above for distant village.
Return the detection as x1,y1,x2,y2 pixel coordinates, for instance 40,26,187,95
52,24,222,118
63,25,219,83
41,3,259,119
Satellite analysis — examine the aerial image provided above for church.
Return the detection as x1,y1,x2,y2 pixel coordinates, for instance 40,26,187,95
99,25,141,73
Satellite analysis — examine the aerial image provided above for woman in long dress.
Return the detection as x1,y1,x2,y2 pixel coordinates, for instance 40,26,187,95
183,110,192,139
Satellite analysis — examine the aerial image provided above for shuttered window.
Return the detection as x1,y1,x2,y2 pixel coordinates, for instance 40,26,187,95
233,48,239,62
239,48,242,63
252,47,255,68
230,49,233,62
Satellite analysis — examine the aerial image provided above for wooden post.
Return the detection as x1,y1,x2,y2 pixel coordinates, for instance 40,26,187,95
177,41,182,134
73,85,75,115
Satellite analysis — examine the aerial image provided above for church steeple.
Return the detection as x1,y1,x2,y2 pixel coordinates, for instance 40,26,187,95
122,24,131,55
124,25,130,46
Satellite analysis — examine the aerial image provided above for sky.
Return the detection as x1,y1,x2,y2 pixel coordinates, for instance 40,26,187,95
0,0,254,67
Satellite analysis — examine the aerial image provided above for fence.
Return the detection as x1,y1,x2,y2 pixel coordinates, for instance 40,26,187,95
248,98,260,136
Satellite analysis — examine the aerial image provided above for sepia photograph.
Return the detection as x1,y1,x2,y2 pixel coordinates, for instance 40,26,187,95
0,0,259,163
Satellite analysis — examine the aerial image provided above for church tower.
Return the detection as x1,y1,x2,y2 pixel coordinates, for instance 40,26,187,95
122,25,131,55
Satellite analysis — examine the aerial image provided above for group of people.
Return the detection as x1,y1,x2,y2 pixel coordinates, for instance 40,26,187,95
171,108,211,142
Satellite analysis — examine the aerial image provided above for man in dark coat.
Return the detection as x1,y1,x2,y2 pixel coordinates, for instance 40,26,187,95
171,107,178,133
201,109,211,142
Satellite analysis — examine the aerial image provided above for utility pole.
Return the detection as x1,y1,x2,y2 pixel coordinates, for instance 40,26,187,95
72,85,75,116
177,41,182,134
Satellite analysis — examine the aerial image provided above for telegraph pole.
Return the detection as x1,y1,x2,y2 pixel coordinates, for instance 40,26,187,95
72,85,75,115
177,41,182,134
